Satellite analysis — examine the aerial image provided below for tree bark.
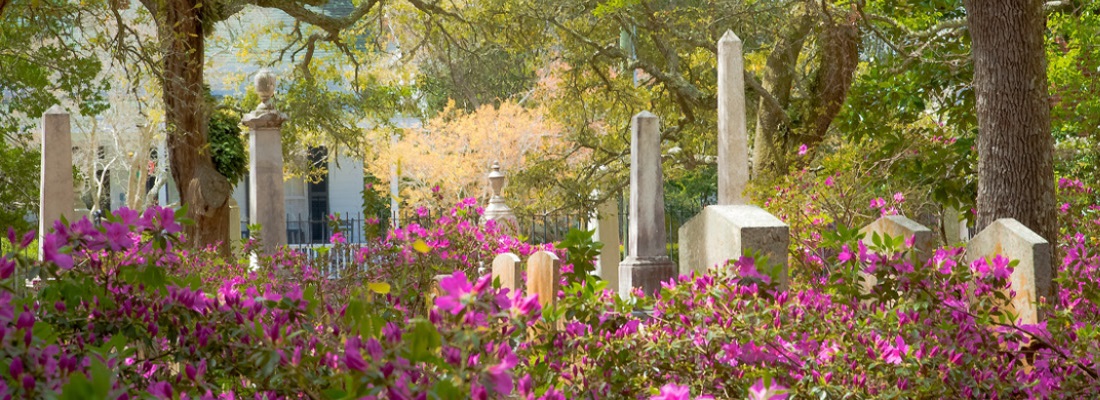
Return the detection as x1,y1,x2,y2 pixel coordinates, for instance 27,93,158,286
964,0,1057,247
153,0,232,251
797,14,860,156
752,11,813,180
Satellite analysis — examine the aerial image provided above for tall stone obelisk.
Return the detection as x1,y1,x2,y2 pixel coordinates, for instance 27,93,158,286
718,30,749,205
619,111,676,296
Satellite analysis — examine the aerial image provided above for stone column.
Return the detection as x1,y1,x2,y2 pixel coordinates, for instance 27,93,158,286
483,161,517,230
619,111,676,296
228,198,241,252
242,70,288,255
717,30,749,205
595,199,621,292
39,106,75,252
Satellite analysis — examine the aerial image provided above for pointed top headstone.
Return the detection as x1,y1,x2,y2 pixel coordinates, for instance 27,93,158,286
44,105,67,115
720,30,741,43
634,110,657,120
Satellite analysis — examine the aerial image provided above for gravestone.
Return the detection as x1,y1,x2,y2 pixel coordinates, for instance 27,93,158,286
944,207,961,244
595,199,621,292
491,252,523,292
242,69,288,255
860,215,935,264
618,112,677,296
717,30,749,205
527,251,561,308
966,219,1051,325
39,106,75,253
678,205,789,290
676,33,790,289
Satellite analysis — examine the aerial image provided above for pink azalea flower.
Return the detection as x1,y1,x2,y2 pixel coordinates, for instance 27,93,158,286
652,383,691,400
990,255,1013,280
41,232,73,270
797,144,808,156
0,256,13,280
344,336,369,372
748,378,788,400
330,232,346,245
882,335,908,365
103,222,134,251
436,271,474,315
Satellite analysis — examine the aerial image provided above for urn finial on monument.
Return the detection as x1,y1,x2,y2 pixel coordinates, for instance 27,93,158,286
255,69,277,110
243,69,286,129
483,161,517,227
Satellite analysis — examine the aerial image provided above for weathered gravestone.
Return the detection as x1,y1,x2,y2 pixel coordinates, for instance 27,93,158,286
860,215,935,264
594,200,621,293
618,112,677,296
679,206,789,290
966,219,1052,326
676,31,790,289
39,106,76,253
527,251,561,308
491,252,523,292
857,215,934,294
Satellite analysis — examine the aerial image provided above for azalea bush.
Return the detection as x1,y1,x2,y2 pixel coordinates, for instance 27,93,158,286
2,198,1099,399
0,205,543,399
521,233,1100,398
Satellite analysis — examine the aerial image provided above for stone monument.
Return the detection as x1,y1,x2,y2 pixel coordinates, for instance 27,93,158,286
966,219,1051,325
860,215,935,265
242,69,288,255
39,106,75,254
677,31,790,289
717,30,750,205
618,111,677,295
594,199,621,293
483,161,517,229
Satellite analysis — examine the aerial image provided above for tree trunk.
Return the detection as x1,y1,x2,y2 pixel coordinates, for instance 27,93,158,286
752,11,813,180
796,14,860,158
153,0,232,251
964,0,1057,246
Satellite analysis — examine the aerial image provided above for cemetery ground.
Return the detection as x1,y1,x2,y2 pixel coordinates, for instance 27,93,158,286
4,0,1100,398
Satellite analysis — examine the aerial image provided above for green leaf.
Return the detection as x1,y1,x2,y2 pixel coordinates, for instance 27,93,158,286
403,319,441,362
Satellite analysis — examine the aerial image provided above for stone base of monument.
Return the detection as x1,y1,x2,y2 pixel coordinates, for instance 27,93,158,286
618,256,677,296
678,205,789,290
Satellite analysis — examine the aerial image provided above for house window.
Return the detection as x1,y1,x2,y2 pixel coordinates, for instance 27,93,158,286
308,147,329,243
